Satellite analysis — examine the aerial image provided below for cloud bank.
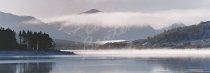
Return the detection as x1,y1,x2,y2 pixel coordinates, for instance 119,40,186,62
44,9,210,29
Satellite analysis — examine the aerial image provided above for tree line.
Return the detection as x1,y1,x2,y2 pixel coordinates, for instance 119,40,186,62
0,28,17,50
0,27,55,51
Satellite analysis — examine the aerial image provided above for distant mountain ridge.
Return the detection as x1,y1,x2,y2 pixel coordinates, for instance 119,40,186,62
81,9,102,14
159,23,186,32
49,9,160,42
0,10,193,49
49,9,187,43
0,11,34,25
49,24,159,42
133,21,210,48
0,11,72,40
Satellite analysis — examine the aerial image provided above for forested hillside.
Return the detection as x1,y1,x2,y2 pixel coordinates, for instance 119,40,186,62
134,21,210,48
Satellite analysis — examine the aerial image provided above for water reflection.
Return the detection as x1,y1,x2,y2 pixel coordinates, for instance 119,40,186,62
145,58,210,73
1,56,210,73
0,62,54,73
51,57,210,73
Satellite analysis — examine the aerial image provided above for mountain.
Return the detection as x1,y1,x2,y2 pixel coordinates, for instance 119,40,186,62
53,39,84,50
159,23,186,32
0,11,71,40
134,21,210,48
0,11,34,26
49,24,159,42
49,9,159,42
81,9,102,14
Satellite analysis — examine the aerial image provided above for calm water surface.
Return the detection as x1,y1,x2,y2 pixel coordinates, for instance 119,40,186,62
1,55,210,73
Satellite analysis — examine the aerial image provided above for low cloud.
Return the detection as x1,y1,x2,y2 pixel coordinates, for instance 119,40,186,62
44,9,210,29
23,19,45,25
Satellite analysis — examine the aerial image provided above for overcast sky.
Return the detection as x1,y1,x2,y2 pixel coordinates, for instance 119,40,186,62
0,0,210,29
0,0,210,18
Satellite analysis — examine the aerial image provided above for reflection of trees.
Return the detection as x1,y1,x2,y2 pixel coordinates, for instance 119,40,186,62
0,64,16,73
0,62,54,73
148,58,210,72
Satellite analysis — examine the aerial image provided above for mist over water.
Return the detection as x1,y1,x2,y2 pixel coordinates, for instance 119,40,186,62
64,49,210,58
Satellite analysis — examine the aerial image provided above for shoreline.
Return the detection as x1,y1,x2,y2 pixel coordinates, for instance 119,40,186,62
0,50,75,56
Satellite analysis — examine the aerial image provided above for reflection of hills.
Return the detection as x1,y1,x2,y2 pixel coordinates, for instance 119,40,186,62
0,62,54,73
147,58,210,73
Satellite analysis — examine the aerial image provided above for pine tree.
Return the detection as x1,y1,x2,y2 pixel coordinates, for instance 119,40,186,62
19,31,22,44
0,28,18,50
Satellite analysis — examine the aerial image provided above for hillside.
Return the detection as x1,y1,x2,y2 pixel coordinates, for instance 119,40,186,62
134,21,210,48
54,39,84,50
49,9,159,42
0,11,71,40
80,9,102,14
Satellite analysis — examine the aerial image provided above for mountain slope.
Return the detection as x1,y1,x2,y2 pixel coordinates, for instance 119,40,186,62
49,9,159,42
0,11,71,40
0,12,34,25
159,23,186,32
80,9,102,14
137,21,210,48
50,24,159,42
54,39,84,50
